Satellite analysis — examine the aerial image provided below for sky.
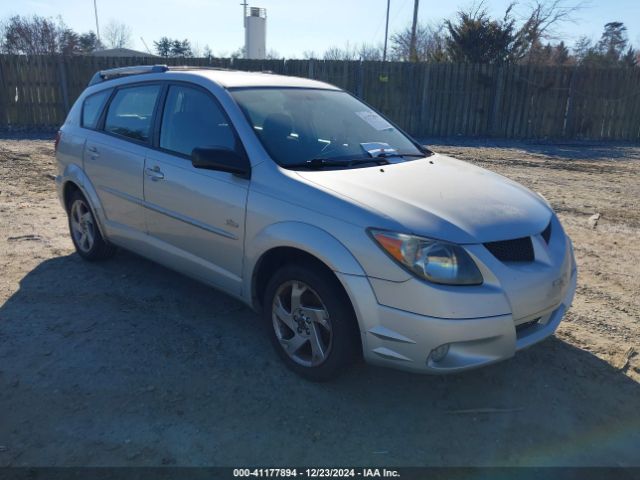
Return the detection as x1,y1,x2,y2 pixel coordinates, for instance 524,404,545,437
5,0,640,57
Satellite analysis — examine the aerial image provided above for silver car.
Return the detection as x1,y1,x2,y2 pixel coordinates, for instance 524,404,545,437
55,65,577,380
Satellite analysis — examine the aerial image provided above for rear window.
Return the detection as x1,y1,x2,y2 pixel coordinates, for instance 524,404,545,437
104,85,161,142
81,89,111,129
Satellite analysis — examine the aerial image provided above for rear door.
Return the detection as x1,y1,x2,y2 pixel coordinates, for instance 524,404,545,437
143,83,250,295
84,83,162,234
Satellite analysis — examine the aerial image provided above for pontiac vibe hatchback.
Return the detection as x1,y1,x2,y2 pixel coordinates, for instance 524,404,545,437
55,65,577,380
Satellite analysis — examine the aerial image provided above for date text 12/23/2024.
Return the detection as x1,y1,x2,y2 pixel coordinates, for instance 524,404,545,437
233,469,400,478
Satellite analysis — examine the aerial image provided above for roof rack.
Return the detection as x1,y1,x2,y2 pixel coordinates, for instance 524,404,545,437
88,64,169,86
87,64,264,87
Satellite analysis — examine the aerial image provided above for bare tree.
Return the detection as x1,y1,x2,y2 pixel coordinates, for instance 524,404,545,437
390,22,447,62
102,20,132,49
190,42,202,58
514,0,585,61
358,43,384,61
323,42,359,61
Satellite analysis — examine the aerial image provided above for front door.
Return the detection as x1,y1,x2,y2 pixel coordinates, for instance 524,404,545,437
143,84,250,295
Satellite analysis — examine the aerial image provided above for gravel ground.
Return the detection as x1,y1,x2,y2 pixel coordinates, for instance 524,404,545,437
0,136,639,467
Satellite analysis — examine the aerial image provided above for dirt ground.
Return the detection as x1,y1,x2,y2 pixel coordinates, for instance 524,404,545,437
0,135,639,467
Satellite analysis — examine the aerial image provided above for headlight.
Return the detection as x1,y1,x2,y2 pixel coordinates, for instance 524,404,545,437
369,229,483,286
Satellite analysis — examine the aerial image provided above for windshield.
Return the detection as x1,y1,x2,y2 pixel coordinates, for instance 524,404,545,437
230,88,424,168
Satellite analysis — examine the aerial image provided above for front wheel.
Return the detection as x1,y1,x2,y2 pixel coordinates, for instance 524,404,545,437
263,264,359,381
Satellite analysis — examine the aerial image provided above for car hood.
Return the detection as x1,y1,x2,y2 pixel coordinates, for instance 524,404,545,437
295,153,551,244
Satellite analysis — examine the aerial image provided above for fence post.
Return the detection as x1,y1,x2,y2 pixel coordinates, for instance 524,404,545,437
419,64,431,138
562,67,578,138
489,65,504,136
57,57,70,116
308,59,315,79
0,57,7,128
356,61,364,98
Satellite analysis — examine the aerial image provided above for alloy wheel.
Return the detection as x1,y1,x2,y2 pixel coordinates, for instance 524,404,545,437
271,280,333,367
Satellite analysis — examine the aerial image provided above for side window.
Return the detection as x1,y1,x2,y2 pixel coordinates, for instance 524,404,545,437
104,84,161,142
81,89,111,129
160,85,236,157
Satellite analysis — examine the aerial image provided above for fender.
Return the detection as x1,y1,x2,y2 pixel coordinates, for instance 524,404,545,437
243,221,367,300
58,163,109,240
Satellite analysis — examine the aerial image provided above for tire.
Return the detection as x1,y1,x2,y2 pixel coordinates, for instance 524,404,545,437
263,263,359,381
67,190,116,261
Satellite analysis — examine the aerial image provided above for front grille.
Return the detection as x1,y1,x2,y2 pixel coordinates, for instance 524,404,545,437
484,236,534,262
541,221,552,244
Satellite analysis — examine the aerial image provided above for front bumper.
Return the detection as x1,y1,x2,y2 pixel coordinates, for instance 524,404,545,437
337,261,577,374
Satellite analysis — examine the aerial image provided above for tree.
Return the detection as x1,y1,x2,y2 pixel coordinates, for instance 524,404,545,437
445,5,518,63
390,23,447,62
621,46,637,68
358,43,384,61
2,15,60,55
59,28,80,55
515,0,584,59
553,41,571,64
202,44,213,58
154,37,172,57
573,35,593,63
323,42,358,60
576,22,635,67
78,31,102,54
230,46,245,59
103,20,132,49
170,39,191,57
596,22,628,63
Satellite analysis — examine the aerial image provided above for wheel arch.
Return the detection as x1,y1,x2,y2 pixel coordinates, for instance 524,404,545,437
60,164,108,239
245,222,366,311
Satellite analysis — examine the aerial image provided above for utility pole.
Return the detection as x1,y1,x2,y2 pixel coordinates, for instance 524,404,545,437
382,0,391,62
241,1,248,28
93,0,101,45
240,1,248,59
409,0,420,62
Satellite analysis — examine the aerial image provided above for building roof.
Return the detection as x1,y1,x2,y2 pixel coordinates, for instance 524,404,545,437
91,48,159,58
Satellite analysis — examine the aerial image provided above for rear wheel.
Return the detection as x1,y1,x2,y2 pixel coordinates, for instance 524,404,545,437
263,263,358,381
68,191,116,261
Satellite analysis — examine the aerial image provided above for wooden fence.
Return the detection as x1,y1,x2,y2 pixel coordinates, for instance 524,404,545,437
0,54,639,141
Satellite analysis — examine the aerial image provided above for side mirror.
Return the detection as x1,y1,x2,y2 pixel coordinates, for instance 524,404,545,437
191,146,251,179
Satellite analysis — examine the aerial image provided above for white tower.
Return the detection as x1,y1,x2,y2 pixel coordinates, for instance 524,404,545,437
245,7,267,59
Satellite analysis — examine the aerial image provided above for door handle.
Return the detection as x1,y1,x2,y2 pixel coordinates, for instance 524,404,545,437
87,145,99,159
145,166,165,181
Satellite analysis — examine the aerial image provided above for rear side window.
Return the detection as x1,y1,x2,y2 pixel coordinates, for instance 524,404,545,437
82,89,111,129
104,85,161,142
160,85,236,157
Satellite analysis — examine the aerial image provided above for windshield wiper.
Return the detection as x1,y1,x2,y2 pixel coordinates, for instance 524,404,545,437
286,157,390,170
